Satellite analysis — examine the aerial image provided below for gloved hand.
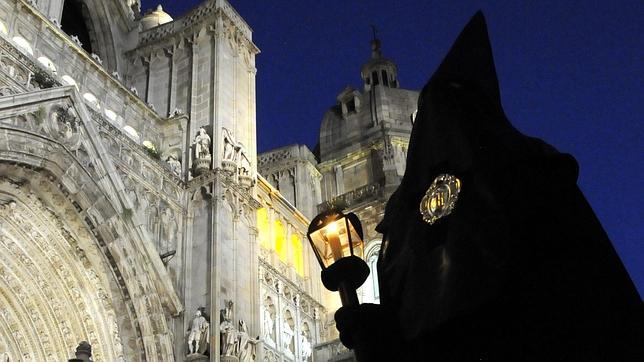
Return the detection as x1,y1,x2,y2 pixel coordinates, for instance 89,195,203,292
334,303,399,360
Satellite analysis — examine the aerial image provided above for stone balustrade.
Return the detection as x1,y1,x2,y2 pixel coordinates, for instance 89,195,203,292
317,182,383,213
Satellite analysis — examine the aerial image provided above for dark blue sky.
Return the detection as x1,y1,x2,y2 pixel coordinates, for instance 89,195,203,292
142,1,643,295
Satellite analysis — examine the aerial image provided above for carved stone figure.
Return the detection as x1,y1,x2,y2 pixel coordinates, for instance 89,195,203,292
237,142,251,176
281,319,294,353
299,330,312,361
261,303,274,344
187,309,209,355
220,301,238,356
237,320,260,362
222,127,237,161
193,127,211,159
160,207,177,249
166,155,181,176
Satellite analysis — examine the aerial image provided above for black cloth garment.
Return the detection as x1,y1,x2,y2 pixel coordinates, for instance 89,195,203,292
335,11,643,362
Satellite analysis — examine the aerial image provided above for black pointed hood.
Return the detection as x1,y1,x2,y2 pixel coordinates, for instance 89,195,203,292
430,11,502,111
384,11,565,212
376,11,575,242
370,12,642,357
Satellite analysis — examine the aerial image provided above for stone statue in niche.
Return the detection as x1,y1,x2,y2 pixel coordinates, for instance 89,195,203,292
222,127,252,177
160,207,177,250
237,320,260,362
261,303,274,344
281,319,294,354
299,330,312,361
50,106,79,142
193,127,211,159
166,154,182,176
222,127,237,162
237,142,251,177
187,309,209,355
220,300,238,356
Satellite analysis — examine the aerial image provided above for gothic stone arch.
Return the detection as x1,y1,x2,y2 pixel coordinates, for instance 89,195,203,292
0,87,182,361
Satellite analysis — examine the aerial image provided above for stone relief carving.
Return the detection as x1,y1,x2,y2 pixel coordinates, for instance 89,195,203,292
187,309,209,355
165,154,182,176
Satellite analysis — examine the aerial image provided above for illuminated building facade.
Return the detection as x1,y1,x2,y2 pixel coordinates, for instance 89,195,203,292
258,37,419,360
0,0,326,361
0,0,418,361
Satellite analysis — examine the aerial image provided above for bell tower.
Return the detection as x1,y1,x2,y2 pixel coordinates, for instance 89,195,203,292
361,26,399,91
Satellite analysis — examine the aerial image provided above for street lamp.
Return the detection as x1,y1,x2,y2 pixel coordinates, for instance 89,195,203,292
306,209,370,307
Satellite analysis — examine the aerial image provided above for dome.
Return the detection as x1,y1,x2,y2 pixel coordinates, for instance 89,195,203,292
140,5,173,31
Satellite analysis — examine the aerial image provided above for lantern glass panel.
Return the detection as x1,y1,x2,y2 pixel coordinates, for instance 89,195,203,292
308,216,364,268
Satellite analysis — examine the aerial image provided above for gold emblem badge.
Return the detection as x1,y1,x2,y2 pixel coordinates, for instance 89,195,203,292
420,174,461,224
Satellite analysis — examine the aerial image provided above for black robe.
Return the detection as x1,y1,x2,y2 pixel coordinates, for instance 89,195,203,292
336,11,643,362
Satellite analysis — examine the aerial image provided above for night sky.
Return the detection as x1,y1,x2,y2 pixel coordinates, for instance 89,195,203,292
141,0,643,295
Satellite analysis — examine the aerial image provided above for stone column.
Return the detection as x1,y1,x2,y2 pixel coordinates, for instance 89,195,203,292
333,165,344,196
165,45,177,117
142,55,151,103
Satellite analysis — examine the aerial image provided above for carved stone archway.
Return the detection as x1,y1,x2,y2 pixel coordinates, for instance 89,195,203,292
0,87,183,361
0,172,125,361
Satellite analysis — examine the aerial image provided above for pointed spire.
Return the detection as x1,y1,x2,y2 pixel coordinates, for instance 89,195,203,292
370,25,382,59
430,11,501,109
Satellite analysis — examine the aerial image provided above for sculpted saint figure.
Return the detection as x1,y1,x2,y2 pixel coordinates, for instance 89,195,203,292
187,309,209,355
261,303,274,343
166,155,181,176
193,127,211,159
160,207,177,248
281,319,294,353
237,320,260,362
222,127,237,161
299,330,312,361
220,301,238,356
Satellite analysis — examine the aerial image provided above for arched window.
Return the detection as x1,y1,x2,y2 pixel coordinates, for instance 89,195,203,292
290,234,304,276
381,70,389,87
371,71,379,86
257,207,272,250
61,0,93,53
274,220,288,263
361,241,381,304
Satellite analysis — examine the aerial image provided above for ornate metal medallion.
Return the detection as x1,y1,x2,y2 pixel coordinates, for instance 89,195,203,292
419,174,461,224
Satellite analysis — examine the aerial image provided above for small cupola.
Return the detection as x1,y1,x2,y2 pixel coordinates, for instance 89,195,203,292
360,27,399,91
140,5,173,31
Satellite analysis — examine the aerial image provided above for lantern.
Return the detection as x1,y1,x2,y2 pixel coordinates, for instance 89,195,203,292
307,209,370,306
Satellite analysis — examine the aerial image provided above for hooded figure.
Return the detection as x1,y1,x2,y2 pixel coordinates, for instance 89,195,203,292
335,11,643,361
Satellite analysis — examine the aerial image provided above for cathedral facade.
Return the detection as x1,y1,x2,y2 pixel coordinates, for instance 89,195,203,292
0,1,416,361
